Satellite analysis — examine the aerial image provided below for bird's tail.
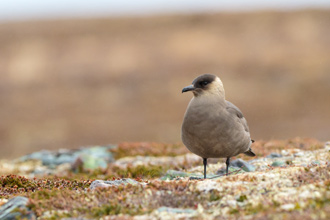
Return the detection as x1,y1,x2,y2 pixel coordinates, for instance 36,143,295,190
244,148,256,157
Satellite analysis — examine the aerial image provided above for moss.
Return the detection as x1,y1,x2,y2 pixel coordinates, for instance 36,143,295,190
1,139,329,219
92,203,122,216
209,191,221,201
112,165,166,178
272,200,281,207
62,163,169,180
0,175,37,189
236,194,247,202
294,202,302,210
91,203,146,217
0,175,92,199
245,203,266,215
229,208,239,214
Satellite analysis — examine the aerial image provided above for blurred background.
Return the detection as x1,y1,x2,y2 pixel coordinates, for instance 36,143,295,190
1,1,330,159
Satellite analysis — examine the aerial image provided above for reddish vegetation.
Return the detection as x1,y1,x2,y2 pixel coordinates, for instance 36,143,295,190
111,138,324,159
0,139,329,219
112,142,189,159
250,137,324,156
0,175,92,198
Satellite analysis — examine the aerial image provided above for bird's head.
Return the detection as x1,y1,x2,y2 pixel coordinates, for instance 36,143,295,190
182,74,225,98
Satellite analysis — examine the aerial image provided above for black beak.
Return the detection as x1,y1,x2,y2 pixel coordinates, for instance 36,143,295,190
182,85,195,93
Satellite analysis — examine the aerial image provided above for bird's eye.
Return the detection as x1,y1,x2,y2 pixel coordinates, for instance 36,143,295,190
200,81,209,86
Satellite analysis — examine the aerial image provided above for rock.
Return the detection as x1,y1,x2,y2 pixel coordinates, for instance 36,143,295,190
281,148,301,156
271,160,286,167
294,151,305,157
55,154,74,165
266,153,283,158
89,178,142,190
19,145,115,171
216,159,254,175
160,170,192,180
230,159,256,172
71,146,115,170
77,146,114,159
311,160,320,165
20,150,55,166
157,206,195,214
281,203,295,211
160,169,221,180
61,218,89,220
154,207,197,220
216,166,245,175
75,154,108,170
0,196,35,220
72,146,115,170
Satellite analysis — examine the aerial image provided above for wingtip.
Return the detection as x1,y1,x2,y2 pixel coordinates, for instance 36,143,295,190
244,148,256,157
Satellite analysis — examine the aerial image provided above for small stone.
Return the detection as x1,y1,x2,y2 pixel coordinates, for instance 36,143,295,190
196,180,223,192
72,146,115,170
0,196,36,220
160,170,191,180
61,218,89,220
76,146,115,163
294,151,305,157
157,207,195,214
77,154,108,170
55,154,75,165
89,178,142,190
216,166,245,175
312,160,320,165
230,159,256,172
266,153,283,158
20,150,56,166
281,203,295,211
0,199,8,207
271,160,286,167
19,146,115,170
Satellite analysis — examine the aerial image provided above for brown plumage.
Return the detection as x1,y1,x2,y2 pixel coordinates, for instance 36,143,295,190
181,74,255,179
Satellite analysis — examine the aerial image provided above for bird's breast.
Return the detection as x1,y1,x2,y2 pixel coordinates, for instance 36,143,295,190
181,99,249,158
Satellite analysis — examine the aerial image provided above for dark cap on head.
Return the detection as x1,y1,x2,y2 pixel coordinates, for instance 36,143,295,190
182,74,217,93
192,74,216,89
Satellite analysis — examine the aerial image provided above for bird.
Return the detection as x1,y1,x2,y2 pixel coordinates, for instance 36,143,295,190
181,74,255,179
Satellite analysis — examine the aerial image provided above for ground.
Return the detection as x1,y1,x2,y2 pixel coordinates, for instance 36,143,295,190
0,138,329,219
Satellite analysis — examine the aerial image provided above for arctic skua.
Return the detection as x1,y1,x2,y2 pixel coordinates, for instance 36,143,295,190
181,74,255,179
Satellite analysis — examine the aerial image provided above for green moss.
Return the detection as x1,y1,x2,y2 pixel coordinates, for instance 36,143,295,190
114,165,166,178
272,200,281,207
236,194,247,202
294,202,302,210
209,191,221,201
245,203,265,215
0,175,37,189
92,203,122,216
229,208,239,214
91,203,146,217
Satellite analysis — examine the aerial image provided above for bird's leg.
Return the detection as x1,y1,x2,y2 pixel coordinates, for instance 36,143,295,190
226,157,230,176
203,158,207,179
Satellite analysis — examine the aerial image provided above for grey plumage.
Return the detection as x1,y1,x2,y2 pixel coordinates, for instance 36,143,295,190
181,74,255,178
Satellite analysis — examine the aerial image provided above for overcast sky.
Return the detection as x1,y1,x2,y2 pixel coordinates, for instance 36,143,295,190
1,0,330,21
